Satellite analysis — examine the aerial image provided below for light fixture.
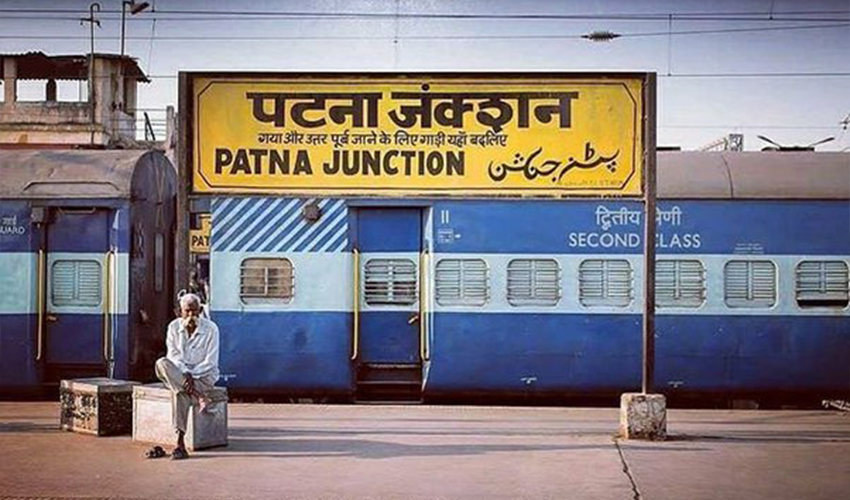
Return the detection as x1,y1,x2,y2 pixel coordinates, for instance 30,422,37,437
582,31,621,42
121,0,151,56
129,1,150,14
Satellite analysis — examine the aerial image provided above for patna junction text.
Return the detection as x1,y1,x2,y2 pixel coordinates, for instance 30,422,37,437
215,148,466,177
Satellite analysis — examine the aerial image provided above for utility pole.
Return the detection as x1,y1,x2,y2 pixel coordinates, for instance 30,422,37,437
119,0,149,135
121,1,150,57
80,2,101,142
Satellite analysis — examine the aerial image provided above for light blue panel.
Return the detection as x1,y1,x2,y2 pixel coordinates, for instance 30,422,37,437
429,253,849,317
113,253,130,315
210,250,849,317
45,252,129,315
211,251,352,313
652,254,850,318
432,252,645,316
0,252,36,314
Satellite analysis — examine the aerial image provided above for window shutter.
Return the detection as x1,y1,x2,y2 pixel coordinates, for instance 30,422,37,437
579,259,633,307
240,258,294,302
724,260,776,308
507,259,560,306
436,259,488,306
656,260,705,308
52,260,102,307
796,260,849,307
364,258,418,305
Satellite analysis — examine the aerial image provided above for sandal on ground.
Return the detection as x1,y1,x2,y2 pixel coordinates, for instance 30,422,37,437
171,447,190,460
145,446,166,459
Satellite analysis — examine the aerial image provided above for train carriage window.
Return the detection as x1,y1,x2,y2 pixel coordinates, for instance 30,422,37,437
724,260,776,308
656,260,706,308
240,258,293,303
364,258,417,305
52,259,102,307
435,258,489,306
579,259,633,307
507,259,560,307
795,260,849,308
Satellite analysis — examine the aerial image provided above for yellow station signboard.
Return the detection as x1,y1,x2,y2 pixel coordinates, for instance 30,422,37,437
191,75,646,196
189,214,210,253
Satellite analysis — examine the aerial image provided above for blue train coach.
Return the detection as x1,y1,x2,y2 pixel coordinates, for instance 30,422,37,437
203,150,849,403
0,149,176,396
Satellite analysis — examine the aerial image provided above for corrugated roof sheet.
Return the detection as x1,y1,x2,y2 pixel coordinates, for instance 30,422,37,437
658,151,849,199
0,149,161,199
1,150,846,200
0,52,149,82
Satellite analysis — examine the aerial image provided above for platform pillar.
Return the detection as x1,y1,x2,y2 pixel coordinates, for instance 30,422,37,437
619,392,666,440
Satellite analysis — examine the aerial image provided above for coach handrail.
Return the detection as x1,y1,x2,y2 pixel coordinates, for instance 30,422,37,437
35,249,45,361
419,251,430,362
351,248,360,361
103,250,113,362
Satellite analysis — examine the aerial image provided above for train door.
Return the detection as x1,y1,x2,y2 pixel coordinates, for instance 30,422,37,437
355,207,423,400
43,208,110,382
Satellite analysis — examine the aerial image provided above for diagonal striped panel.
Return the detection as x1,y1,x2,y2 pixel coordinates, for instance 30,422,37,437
211,197,349,253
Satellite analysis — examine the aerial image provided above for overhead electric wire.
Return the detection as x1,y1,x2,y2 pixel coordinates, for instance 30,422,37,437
1,22,847,41
660,72,850,78
0,8,847,22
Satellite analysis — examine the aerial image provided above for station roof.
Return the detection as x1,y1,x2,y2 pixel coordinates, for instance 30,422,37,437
0,51,149,82
658,151,850,199
0,149,163,199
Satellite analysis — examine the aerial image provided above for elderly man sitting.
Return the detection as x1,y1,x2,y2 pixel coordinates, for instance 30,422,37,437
154,293,220,460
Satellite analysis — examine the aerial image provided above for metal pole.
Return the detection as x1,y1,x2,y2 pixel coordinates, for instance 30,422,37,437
90,12,95,57
176,72,191,296
80,3,101,129
642,73,658,394
120,1,127,56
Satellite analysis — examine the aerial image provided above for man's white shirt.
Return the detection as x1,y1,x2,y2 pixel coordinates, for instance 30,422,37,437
165,317,220,381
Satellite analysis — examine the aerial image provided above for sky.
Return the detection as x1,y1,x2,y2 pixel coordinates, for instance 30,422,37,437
1,0,848,151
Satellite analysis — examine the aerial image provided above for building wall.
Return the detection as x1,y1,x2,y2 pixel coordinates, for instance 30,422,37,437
0,56,139,147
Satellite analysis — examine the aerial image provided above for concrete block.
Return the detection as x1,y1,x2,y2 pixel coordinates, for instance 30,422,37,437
619,392,667,440
132,383,228,451
60,378,140,436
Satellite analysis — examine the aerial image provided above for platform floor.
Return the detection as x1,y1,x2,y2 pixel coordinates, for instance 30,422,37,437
1,402,848,500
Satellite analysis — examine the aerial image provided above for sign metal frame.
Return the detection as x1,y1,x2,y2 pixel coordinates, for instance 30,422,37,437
176,71,658,393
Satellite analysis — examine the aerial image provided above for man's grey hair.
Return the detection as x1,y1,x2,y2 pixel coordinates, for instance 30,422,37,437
179,293,202,309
